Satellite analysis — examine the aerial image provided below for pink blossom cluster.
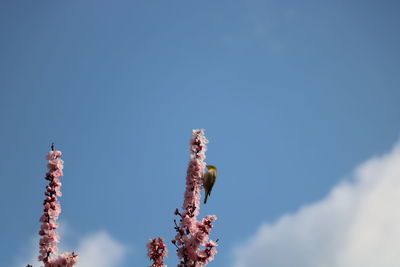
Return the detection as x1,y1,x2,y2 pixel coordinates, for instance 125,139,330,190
37,149,79,267
172,129,218,267
147,237,168,267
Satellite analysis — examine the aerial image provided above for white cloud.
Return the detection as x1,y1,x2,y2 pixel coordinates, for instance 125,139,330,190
76,231,127,267
233,142,400,267
16,230,128,267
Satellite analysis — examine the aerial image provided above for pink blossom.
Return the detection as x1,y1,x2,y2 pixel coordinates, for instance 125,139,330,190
173,129,218,267
35,148,79,267
44,252,79,267
147,237,168,267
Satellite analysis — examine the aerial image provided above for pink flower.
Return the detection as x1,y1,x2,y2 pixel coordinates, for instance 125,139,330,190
147,237,168,267
173,130,218,267
36,148,78,267
204,215,217,222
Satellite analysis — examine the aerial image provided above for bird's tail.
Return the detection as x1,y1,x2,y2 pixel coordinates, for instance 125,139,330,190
204,194,208,204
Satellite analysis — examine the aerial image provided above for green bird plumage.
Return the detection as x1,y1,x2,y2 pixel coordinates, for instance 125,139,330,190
203,165,217,204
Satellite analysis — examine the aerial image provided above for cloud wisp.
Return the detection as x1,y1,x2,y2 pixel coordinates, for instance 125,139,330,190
233,142,400,267
76,231,127,267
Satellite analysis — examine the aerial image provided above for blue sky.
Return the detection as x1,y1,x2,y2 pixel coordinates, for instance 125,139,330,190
1,1,400,266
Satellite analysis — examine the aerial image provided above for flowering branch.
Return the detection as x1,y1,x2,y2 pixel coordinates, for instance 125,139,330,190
36,145,79,267
147,237,168,267
172,129,218,267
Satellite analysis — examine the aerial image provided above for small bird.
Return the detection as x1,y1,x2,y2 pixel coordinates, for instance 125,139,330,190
203,165,217,204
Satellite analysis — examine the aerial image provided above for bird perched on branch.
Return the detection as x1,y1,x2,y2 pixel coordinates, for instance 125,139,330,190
203,165,217,204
